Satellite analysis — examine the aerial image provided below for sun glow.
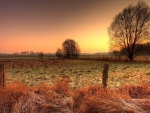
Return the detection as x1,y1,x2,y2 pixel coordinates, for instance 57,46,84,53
76,30,109,53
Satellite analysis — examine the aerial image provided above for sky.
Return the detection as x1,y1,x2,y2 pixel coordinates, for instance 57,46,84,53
0,0,150,54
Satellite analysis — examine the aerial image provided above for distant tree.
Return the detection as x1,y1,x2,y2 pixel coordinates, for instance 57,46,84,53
20,51,29,55
13,52,19,55
21,51,25,55
55,48,63,58
30,51,34,55
38,52,44,59
25,51,29,55
108,1,150,61
62,39,80,59
35,52,39,55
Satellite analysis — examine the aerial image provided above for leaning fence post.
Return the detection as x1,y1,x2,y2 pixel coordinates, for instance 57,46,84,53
102,63,109,88
0,64,6,88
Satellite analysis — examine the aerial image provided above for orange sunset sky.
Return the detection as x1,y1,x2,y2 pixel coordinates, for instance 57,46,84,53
1,0,150,54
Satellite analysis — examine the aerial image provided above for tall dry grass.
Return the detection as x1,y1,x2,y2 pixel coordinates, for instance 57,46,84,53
0,78,150,113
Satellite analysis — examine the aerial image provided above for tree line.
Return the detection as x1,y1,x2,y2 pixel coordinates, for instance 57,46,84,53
11,39,81,59
13,51,49,55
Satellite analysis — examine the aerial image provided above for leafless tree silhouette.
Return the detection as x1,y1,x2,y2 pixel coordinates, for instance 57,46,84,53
108,1,150,61
62,39,80,59
55,48,63,58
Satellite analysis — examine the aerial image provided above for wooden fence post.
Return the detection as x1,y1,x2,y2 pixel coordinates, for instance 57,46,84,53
0,64,6,88
102,63,109,88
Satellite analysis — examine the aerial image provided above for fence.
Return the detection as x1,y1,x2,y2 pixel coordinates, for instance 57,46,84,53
0,64,6,88
0,63,109,88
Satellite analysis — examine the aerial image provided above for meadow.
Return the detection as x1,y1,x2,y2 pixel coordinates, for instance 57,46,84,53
3,58,150,88
1,57,150,112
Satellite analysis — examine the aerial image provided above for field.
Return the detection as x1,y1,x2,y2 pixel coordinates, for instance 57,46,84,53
1,58,150,112
2,59,150,88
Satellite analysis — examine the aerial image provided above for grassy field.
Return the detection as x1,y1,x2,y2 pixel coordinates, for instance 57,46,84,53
1,58,150,112
1,58,150,88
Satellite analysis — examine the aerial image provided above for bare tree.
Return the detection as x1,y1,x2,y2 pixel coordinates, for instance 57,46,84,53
62,39,80,59
38,52,44,59
30,51,34,55
108,1,150,61
55,48,63,58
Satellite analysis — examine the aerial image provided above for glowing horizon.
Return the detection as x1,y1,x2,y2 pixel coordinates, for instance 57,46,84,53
0,0,150,54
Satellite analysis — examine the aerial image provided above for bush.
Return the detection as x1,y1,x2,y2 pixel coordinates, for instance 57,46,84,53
38,52,44,59
55,48,63,58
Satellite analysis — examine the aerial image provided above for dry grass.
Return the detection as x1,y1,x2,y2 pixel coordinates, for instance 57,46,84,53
0,79,73,113
75,84,150,113
0,78,150,113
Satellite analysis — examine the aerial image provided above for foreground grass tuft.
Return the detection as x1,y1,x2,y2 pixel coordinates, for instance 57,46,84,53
0,79,150,113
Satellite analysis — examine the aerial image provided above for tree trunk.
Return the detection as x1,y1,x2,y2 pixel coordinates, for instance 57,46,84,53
129,54,134,61
0,64,6,88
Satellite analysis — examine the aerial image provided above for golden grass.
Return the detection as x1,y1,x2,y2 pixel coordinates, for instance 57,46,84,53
0,78,150,113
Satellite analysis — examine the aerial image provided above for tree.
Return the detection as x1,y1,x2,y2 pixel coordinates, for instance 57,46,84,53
55,48,63,58
13,52,19,55
62,39,80,59
20,51,29,55
113,43,150,56
108,1,150,61
38,52,44,59
30,51,34,55
21,51,25,55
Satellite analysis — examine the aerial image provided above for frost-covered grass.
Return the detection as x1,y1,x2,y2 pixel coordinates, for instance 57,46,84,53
4,59,150,88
